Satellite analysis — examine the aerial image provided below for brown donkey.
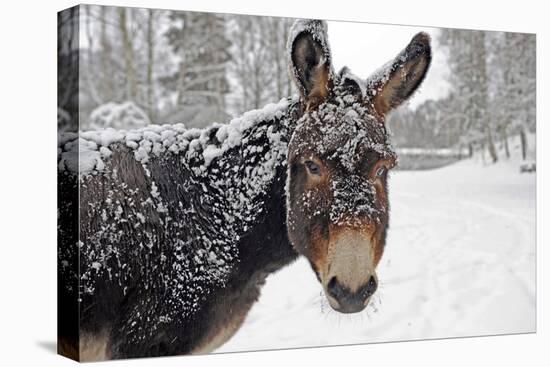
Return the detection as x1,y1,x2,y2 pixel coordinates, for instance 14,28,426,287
58,19,431,360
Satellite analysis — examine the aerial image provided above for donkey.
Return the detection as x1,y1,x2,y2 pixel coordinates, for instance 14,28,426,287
58,19,431,361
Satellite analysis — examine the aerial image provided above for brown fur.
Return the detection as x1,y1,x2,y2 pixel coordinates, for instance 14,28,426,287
306,64,331,111
307,222,331,276
191,272,268,354
79,331,110,362
58,337,79,361
191,307,249,354
373,41,431,115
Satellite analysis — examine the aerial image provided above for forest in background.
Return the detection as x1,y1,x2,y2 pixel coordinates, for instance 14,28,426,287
58,6,536,163
389,29,535,162
68,5,295,130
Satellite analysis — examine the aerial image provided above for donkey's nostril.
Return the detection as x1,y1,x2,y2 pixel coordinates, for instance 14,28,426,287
361,275,378,299
327,276,343,299
326,276,375,313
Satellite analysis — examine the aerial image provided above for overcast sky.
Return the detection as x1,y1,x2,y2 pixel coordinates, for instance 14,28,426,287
327,21,451,108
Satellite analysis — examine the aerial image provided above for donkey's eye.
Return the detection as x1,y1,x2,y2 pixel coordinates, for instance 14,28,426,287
375,165,387,178
304,160,321,175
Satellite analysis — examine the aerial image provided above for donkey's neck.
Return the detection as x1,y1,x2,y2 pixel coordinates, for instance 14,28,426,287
177,97,303,282
186,97,300,249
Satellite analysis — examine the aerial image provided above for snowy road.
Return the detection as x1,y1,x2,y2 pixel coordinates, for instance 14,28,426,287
217,158,536,353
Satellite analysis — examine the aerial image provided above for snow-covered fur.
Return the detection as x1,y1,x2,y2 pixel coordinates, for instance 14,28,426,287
58,19,431,360
58,97,302,359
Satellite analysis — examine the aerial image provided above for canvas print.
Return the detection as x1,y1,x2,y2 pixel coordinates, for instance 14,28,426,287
57,4,536,362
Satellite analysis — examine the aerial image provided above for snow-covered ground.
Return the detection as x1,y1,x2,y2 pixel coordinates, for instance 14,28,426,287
217,154,536,353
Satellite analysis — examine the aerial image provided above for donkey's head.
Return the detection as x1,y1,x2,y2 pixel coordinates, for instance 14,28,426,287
285,20,431,313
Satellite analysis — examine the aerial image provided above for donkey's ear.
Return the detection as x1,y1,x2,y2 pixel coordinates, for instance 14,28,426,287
367,32,432,116
288,20,333,110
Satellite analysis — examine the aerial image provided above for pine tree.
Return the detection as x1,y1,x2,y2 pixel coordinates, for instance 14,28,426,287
490,32,536,160
439,29,498,162
163,11,231,125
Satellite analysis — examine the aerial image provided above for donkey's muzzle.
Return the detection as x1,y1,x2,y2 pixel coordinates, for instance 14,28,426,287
322,228,379,313
326,275,377,313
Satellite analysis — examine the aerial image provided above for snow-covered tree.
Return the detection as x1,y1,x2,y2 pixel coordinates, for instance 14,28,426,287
226,15,295,114
388,93,466,150
89,101,150,130
58,6,79,132
390,29,535,160
489,32,536,160
78,6,171,128
439,29,498,162
73,7,301,129
161,11,231,126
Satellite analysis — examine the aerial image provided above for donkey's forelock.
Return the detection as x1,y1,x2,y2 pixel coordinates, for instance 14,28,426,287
289,95,396,173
